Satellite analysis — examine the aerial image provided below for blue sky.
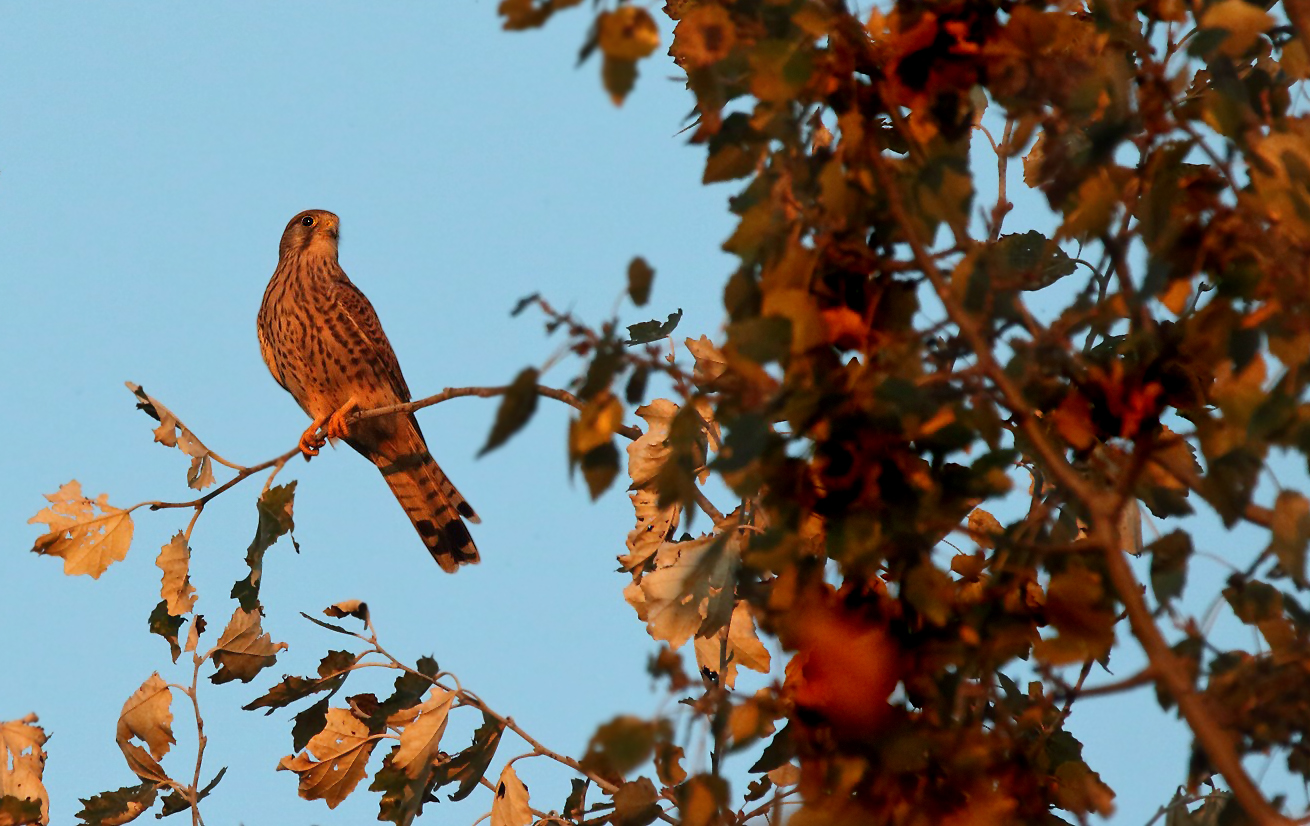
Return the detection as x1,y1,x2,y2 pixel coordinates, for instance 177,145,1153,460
0,4,1300,825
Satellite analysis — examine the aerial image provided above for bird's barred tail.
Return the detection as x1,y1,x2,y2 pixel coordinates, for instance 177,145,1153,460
370,422,480,572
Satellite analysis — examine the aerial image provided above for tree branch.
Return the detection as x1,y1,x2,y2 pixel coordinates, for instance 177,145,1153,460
865,144,1290,826
350,384,642,441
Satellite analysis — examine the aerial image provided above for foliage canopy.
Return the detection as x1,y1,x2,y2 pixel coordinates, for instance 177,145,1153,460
10,0,1310,823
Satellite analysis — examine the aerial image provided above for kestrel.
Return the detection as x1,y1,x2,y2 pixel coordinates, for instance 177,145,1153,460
257,209,479,572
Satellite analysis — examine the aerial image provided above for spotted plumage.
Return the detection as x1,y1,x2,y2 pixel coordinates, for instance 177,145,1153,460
257,209,479,571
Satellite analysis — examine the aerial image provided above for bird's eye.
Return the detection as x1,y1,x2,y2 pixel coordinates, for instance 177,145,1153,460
301,215,315,227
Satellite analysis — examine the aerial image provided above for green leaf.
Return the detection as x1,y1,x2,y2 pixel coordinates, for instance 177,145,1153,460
628,257,654,306
626,309,684,345
74,783,157,825
480,368,540,456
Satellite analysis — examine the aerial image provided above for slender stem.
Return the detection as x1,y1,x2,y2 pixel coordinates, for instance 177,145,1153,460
350,383,643,441
145,447,301,512
187,647,208,826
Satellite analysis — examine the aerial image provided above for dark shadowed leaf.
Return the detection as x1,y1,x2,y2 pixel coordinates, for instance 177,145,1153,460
580,716,658,784
430,712,506,802
582,441,621,499
244,650,357,714
749,724,795,773
563,778,587,820
148,600,184,664
626,309,683,345
480,368,540,456
74,783,156,826
231,481,297,613
628,257,655,306
612,777,661,826
1266,490,1310,586
292,697,331,754
603,55,638,105
1149,531,1193,605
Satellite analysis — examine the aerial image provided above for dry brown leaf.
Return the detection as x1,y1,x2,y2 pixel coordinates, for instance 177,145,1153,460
28,481,134,578
390,688,454,778
626,533,738,648
623,401,682,570
278,708,379,808
685,335,728,386
324,600,369,621
0,715,49,825
125,382,216,490
211,607,287,684
693,602,771,688
490,764,532,826
156,532,197,616
116,673,175,761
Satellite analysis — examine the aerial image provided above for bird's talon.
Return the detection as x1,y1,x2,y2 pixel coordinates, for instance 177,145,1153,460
326,399,360,441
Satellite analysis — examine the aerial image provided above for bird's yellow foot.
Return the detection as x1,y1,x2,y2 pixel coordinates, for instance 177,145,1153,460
326,397,360,442
299,414,330,460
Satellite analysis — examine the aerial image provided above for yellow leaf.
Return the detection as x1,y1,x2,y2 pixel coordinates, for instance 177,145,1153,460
671,4,736,68
1160,277,1192,315
28,480,134,578
116,673,175,761
156,532,197,616
491,764,532,826
598,7,660,60
0,715,49,824
278,708,379,809
570,391,624,458
1200,0,1272,57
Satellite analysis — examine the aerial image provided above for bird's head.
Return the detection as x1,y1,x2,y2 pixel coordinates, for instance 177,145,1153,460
279,209,340,260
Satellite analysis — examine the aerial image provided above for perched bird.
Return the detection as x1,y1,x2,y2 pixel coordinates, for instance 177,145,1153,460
257,209,479,571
